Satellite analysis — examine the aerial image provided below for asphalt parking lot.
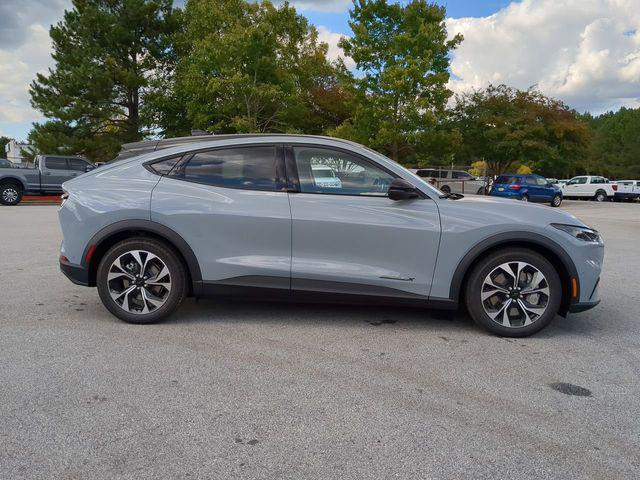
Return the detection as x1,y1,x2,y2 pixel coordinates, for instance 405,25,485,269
1,201,639,479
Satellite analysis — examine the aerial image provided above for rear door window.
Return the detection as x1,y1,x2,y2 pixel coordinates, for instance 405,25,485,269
45,157,69,170
178,146,282,191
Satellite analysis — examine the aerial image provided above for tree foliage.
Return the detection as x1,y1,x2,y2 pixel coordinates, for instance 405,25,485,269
148,0,348,136
29,0,178,161
336,0,462,164
581,107,640,178
450,84,591,176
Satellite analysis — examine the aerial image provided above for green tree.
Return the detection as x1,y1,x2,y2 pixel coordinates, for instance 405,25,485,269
0,136,10,159
29,0,178,161
336,0,462,164
450,84,591,177
582,108,640,178
152,0,344,136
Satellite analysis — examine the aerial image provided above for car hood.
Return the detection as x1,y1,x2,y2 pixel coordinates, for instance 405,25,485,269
437,194,588,229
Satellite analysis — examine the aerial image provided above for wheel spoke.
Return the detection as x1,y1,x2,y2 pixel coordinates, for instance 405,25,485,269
106,249,171,315
482,260,550,329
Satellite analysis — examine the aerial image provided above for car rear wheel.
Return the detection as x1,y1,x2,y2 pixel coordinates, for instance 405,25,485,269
551,194,562,207
465,249,562,337
594,190,607,202
0,182,23,206
97,238,187,324
520,194,529,202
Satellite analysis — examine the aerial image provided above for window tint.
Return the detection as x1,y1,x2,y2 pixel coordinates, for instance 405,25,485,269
68,158,89,171
525,176,537,185
180,147,280,191
45,157,68,170
590,177,604,184
568,177,587,185
495,176,517,184
293,147,395,196
0,159,14,168
452,171,471,179
149,156,181,176
535,176,548,186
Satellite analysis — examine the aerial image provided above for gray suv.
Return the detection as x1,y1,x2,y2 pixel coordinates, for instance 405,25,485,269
58,135,603,337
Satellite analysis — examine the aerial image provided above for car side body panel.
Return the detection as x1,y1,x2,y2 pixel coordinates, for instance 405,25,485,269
150,176,292,286
58,161,159,265
289,193,441,297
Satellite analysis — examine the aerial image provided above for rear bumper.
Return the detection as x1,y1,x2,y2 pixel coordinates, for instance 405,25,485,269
60,260,90,286
614,192,639,199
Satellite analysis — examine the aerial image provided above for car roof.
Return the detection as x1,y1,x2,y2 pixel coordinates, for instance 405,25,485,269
115,134,359,161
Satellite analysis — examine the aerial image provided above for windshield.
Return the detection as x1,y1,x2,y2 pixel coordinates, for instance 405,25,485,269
0,159,15,168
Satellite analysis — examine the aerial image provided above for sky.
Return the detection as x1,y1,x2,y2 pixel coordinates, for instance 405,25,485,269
1,0,639,141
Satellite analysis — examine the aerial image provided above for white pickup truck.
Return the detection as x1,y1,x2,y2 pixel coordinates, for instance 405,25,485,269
614,180,640,201
561,175,617,202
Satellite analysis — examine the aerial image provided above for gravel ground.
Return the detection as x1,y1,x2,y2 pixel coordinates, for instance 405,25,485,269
0,201,638,479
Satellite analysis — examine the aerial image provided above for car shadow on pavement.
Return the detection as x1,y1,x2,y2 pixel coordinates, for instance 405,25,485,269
164,297,484,334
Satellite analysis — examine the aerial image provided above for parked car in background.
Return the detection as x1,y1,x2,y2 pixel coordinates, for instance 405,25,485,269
410,168,487,195
561,176,617,202
546,178,559,185
0,158,17,169
58,134,603,337
0,154,94,205
311,165,342,188
489,174,563,207
613,180,640,201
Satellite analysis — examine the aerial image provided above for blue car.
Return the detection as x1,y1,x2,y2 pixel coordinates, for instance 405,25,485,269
490,174,563,207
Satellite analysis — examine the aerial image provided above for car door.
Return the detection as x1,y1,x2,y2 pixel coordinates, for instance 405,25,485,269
287,145,441,300
41,156,73,190
150,145,292,293
534,175,552,201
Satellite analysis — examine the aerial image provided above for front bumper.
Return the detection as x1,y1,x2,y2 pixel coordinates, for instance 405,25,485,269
60,259,90,286
569,300,600,313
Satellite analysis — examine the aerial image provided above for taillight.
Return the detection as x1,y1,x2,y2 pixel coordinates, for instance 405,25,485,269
612,184,618,191
508,184,521,190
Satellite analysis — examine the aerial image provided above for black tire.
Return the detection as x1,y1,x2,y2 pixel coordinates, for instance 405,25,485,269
476,187,486,195
550,194,562,207
594,190,607,202
441,185,451,194
520,194,529,202
96,238,187,324
0,182,23,206
464,248,562,337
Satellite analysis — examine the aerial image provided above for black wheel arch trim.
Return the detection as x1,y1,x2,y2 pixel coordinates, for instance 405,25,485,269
82,219,203,289
0,176,27,191
449,231,579,306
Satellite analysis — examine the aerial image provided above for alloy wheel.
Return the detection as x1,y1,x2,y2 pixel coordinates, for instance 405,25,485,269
107,250,171,314
481,261,550,328
2,187,18,203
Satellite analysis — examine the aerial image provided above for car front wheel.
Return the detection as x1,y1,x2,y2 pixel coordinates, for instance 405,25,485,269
96,238,187,324
551,194,562,207
465,248,562,337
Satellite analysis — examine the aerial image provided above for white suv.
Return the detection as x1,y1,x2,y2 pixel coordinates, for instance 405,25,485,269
411,168,487,195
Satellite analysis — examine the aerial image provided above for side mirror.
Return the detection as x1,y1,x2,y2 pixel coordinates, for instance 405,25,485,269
388,178,420,201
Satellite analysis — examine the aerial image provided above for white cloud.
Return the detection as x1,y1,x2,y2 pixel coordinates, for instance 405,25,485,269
289,0,352,13
0,24,53,124
317,26,355,69
447,0,640,113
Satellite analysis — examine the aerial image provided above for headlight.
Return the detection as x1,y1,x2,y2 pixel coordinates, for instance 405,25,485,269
551,223,601,242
